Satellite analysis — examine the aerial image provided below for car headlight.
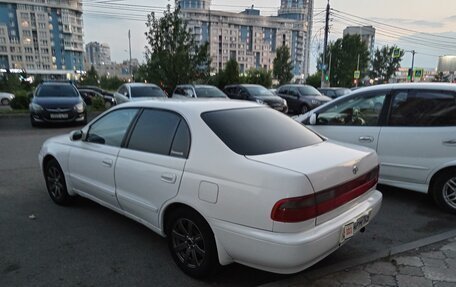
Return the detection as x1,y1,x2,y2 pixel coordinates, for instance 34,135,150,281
74,102,85,113
311,99,321,105
282,98,288,106
256,99,265,104
30,103,43,112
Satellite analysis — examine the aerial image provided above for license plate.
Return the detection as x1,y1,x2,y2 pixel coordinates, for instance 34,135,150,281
50,113,68,119
340,209,371,243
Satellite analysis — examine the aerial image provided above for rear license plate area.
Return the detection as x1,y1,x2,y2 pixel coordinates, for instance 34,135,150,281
340,209,371,243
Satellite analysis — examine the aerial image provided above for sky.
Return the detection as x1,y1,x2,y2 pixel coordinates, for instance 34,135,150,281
83,0,456,73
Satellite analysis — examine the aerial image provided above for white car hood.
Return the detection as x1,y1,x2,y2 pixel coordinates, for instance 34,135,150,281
246,141,378,193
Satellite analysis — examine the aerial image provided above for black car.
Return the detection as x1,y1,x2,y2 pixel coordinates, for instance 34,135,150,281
78,85,115,104
30,82,87,127
277,84,331,114
224,84,288,113
79,88,116,109
318,87,351,99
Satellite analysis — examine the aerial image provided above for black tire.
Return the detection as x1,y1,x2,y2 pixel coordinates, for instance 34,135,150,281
44,159,74,205
301,104,309,114
166,208,220,278
431,169,456,213
1,98,9,105
104,101,112,109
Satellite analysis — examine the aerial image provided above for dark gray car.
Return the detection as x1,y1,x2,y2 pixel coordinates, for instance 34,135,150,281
172,84,228,99
277,84,331,114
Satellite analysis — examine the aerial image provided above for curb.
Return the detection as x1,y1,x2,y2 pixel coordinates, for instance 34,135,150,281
260,229,456,286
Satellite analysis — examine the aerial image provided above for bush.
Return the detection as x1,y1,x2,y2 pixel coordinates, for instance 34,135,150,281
91,95,105,111
9,90,30,110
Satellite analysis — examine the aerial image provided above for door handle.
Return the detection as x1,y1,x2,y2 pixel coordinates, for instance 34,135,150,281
102,159,113,167
359,136,374,143
161,173,177,184
443,139,456,145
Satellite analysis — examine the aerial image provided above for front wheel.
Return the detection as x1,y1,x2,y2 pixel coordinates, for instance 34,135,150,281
104,101,112,109
44,159,74,205
1,98,9,105
166,208,219,278
431,170,456,213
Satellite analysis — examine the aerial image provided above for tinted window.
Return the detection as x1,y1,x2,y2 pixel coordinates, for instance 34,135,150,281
183,88,195,97
86,108,138,146
118,85,128,96
202,107,322,156
131,86,166,98
128,109,181,155
389,90,456,126
298,86,320,95
289,87,299,97
170,120,191,158
336,89,351,97
195,86,226,98
278,87,288,94
173,88,186,96
36,84,78,97
316,91,387,126
244,86,274,97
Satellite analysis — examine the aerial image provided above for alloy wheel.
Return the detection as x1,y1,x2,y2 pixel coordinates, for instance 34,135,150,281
47,166,64,200
442,177,456,209
171,218,206,269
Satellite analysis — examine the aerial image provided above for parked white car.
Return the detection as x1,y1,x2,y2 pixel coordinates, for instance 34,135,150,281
39,100,382,277
295,83,456,213
0,92,15,105
114,83,167,104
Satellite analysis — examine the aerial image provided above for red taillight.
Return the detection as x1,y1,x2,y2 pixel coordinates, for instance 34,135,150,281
271,166,379,223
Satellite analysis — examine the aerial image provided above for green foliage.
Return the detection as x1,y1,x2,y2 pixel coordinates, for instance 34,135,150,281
370,45,404,83
318,34,370,87
99,75,125,91
91,95,105,111
10,90,30,110
306,71,322,88
243,68,273,88
80,65,99,86
215,59,240,89
273,45,293,85
0,74,34,93
143,2,211,92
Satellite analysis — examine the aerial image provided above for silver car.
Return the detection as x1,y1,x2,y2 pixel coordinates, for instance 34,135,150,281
0,92,15,105
114,83,167,104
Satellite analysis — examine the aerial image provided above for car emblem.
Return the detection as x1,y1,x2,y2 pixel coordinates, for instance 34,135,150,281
352,165,358,175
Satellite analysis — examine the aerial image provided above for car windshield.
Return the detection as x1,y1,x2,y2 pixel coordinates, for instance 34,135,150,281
36,85,78,97
131,86,166,98
336,89,351,96
244,86,274,97
195,87,227,98
202,107,323,155
298,86,320,95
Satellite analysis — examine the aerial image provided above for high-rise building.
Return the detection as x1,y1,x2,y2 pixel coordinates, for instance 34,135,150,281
86,41,111,66
179,0,314,80
0,0,84,79
343,26,376,58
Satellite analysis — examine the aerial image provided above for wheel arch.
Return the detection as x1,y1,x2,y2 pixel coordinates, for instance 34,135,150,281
428,165,456,193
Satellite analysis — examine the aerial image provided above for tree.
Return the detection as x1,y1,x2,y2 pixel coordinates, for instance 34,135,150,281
243,68,272,88
81,65,99,86
273,45,293,85
143,2,211,94
216,59,240,88
305,71,322,88
318,34,370,87
370,45,404,83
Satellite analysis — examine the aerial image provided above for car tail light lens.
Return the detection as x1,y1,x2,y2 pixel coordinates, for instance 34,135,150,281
271,166,379,223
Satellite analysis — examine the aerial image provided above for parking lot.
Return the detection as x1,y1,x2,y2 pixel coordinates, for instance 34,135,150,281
1,115,455,286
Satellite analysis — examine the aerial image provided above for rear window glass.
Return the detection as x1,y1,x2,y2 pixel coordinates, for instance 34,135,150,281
131,86,166,98
37,85,78,97
195,87,227,98
202,108,323,155
298,86,320,95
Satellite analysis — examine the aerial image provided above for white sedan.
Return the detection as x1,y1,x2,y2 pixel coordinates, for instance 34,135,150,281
39,100,382,278
0,92,15,105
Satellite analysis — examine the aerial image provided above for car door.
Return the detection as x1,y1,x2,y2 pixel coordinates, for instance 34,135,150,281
68,108,139,208
307,89,389,151
288,86,301,112
377,89,456,187
277,86,289,105
115,109,190,228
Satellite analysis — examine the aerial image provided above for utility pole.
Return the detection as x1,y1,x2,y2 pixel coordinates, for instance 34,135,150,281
410,49,416,82
128,29,132,82
321,0,330,87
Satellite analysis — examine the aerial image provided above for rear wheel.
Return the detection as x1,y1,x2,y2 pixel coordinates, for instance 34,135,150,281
431,169,456,213
166,208,219,278
104,101,112,109
44,159,74,205
1,98,9,105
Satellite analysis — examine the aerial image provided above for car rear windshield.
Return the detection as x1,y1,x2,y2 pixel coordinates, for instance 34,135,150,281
131,86,166,98
298,86,320,96
244,86,274,97
36,85,78,97
202,107,323,155
195,87,227,98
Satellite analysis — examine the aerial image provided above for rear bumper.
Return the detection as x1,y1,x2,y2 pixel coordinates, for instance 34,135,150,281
210,189,382,274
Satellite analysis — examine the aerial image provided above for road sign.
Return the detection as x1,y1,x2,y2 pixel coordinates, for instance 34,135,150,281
414,69,424,78
354,70,360,79
392,48,401,58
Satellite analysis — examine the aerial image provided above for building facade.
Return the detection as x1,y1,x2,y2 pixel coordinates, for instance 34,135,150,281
85,41,111,66
0,0,84,79
179,0,314,80
343,25,376,58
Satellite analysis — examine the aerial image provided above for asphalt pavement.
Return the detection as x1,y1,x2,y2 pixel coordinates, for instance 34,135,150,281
0,115,455,286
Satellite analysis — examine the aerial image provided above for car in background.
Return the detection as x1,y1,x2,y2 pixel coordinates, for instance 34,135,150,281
0,92,15,105
318,87,351,99
30,82,87,127
39,99,381,277
172,84,228,99
78,85,116,107
79,89,116,109
277,84,331,114
295,83,456,213
224,84,288,113
114,83,167,104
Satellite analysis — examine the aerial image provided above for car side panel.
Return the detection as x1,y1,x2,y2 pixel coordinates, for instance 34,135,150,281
308,125,381,151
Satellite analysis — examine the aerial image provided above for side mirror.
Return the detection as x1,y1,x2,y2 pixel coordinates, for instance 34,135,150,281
70,130,83,141
309,113,317,125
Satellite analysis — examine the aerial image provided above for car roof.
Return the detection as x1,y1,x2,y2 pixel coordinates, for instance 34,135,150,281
318,87,349,90
124,83,160,87
40,81,74,86
352,83,456,93
176,84,218,88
